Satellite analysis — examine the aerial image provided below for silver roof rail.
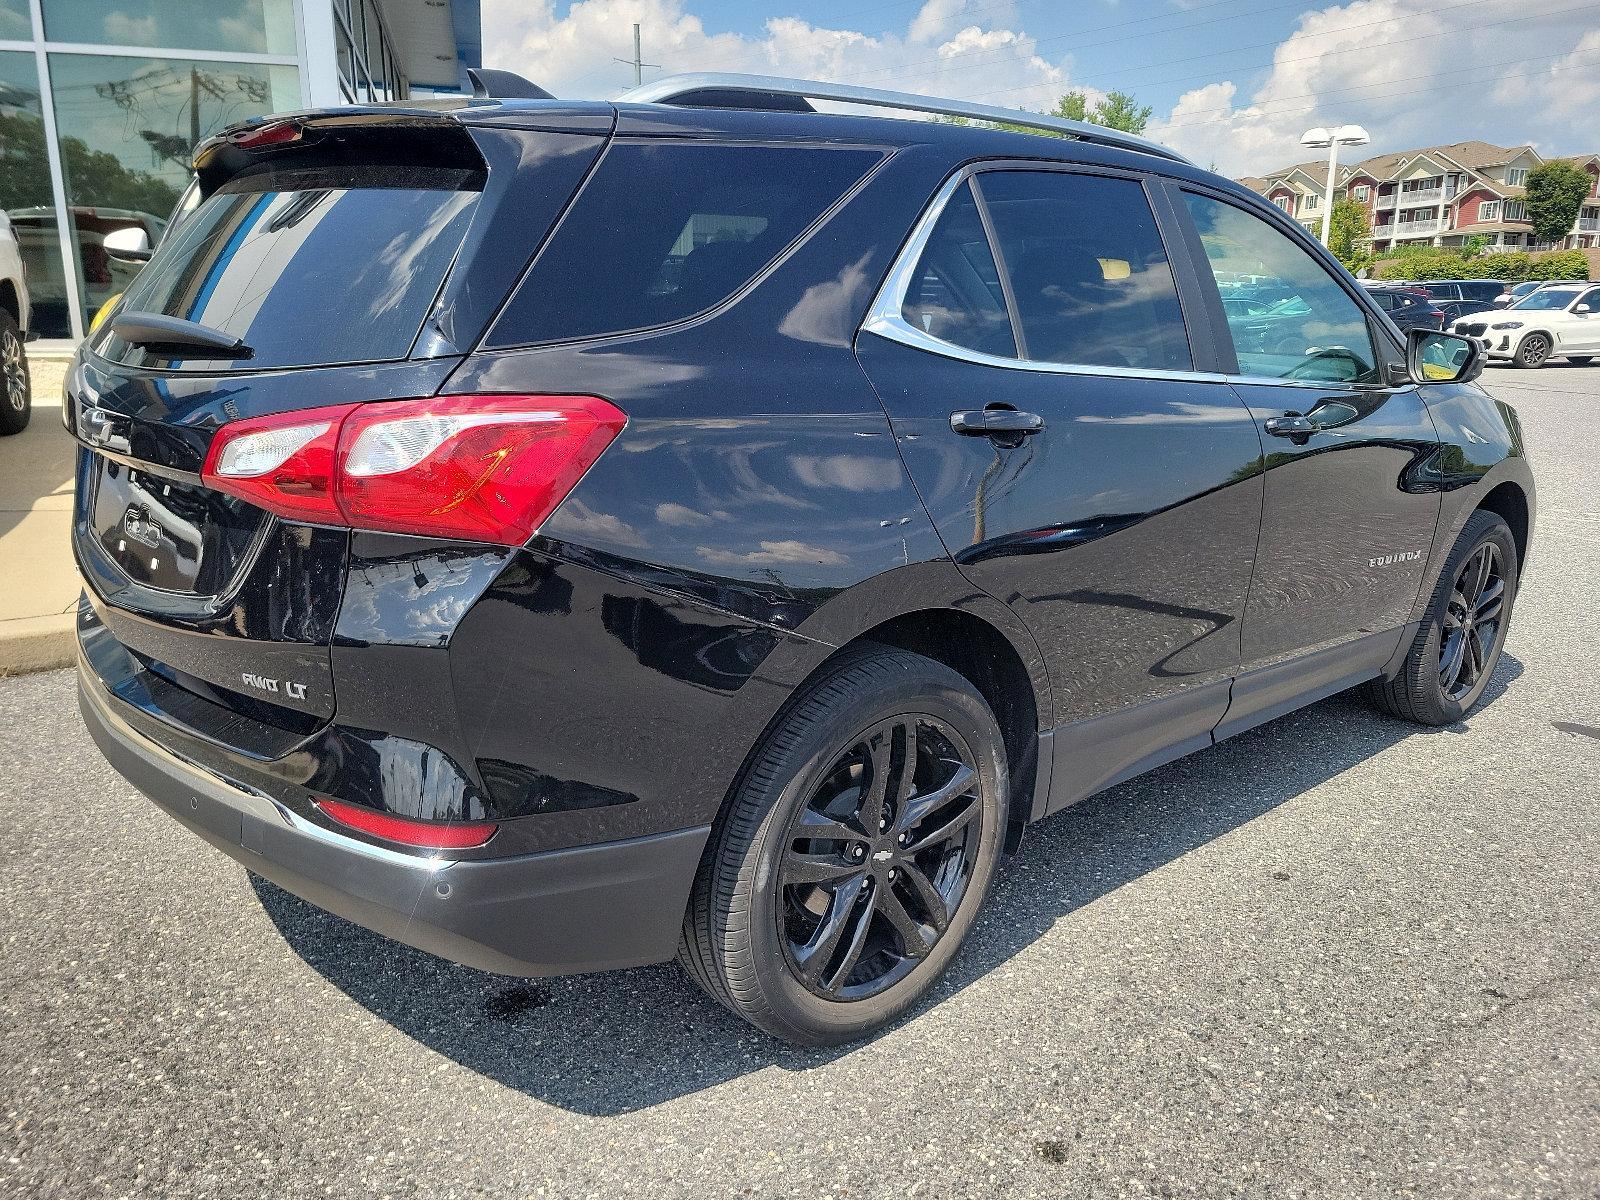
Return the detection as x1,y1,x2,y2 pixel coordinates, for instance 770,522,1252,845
617,72,1192,166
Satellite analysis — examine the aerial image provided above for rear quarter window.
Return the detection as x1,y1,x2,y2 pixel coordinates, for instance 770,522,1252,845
487,142,884,347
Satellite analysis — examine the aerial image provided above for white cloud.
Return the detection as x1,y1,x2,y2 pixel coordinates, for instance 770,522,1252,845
482,0,1068,112
1148,0,1600,175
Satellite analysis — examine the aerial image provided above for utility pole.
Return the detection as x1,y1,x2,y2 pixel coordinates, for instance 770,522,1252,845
614,23,657,87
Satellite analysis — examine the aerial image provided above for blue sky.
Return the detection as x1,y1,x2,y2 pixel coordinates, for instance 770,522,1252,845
481,0,1600,175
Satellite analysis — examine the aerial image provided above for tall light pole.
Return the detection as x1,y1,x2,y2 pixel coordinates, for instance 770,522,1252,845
1301,124,1371,245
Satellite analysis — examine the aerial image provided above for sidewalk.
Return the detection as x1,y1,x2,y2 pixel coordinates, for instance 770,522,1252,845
0,353,78,675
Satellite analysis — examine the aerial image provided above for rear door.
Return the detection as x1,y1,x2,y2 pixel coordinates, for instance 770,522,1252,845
856,165,1265,809
70,113,608,723
1169,187,1442,732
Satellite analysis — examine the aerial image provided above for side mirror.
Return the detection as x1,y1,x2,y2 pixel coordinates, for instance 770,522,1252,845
1577,304,1593,315
102,226,151,264
1490,297,1509,308
1406,327,1483,385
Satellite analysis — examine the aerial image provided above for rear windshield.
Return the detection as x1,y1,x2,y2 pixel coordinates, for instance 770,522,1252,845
98,164,480,371
487,142,883,347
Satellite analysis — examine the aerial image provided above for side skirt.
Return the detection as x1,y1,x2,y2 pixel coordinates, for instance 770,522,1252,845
1033,626,1414,823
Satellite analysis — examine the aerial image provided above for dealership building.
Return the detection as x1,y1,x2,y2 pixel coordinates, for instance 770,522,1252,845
0,0,482,341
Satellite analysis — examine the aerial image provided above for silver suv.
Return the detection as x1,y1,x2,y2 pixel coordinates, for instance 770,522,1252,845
0,210,31,435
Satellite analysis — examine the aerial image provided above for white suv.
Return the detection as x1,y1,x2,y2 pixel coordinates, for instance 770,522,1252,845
1452,282,1600,369
0,210,30,435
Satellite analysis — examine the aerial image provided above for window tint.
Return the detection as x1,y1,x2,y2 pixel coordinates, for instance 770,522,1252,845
978,171,1191,371
900,182,1015,358
100,164,480,371
1184,193,1379,385
1370,291,1398,312
489,143,882,347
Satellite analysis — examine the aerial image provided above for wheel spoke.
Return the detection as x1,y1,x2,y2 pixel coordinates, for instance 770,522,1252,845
1466,625,1487,682
895,719,920,803
1474,577,1504,624
858,732,893,836
783,850,861,886
902,792,980,855
794,874,869,987
897,861,951,934
878,881,935,959
1465,547,1494,604
1439,631,1467,692
796,808,862,844
896,762,977,834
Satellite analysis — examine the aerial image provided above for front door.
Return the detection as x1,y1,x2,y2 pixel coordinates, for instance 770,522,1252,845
856,167,1265,809
1174,189,1443,734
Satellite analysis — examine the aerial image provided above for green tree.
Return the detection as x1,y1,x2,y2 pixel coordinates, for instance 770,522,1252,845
949,89,1153,138
1461,233,1488,260
1327,195,1372,272
1524,161,1593,244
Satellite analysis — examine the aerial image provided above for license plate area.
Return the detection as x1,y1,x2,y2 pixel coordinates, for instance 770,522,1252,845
88,455,257,595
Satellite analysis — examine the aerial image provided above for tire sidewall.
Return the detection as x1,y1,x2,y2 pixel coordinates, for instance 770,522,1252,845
1515,334,1549,369
739,669,1007,1041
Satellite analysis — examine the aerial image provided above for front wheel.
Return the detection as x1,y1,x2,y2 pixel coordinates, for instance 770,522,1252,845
1514,333,1551,369
679,645,1007,1045
1364,509,1518,725
0,310,30,436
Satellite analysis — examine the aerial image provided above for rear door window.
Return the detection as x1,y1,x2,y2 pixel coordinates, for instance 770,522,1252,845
975,170,1192,371
98,164,481,371
487,142,883,347
899,181,1015,358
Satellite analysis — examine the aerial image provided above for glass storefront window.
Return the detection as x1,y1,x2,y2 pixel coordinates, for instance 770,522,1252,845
0,1,31,41
41,0,297,57
48,53,299,333
2,51,74,337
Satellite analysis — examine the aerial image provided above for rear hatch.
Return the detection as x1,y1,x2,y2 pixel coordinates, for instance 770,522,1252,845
71,105,611,736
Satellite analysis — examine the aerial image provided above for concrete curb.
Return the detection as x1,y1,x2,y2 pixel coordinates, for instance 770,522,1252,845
0,613,76,676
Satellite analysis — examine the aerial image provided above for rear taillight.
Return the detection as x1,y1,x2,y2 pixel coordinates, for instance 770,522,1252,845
315,798,498,849
201,395,625,545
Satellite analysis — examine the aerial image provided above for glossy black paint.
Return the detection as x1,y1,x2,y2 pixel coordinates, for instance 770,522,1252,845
71,97,1534,981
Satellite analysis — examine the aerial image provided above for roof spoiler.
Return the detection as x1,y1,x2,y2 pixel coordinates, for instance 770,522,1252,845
467,68,555,100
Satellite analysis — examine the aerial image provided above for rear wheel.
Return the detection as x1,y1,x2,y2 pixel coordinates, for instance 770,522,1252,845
0,310,29,436
1364,509,1518,725
1513,333,1551,369
680,645,1006,1045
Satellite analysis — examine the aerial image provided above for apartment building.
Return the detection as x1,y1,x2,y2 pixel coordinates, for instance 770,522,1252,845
1239,142,1600,255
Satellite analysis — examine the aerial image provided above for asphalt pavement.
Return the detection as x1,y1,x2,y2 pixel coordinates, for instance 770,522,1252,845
1,363,1597,1199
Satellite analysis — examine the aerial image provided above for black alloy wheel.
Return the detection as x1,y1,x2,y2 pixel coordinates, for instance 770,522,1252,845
779,715,982,1001
1438,541,1505,703
680,645,1006,1045
1514,333,1550,369
1364,509,1518,725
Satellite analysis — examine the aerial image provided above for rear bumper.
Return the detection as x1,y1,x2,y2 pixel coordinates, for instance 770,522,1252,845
79,660,709,978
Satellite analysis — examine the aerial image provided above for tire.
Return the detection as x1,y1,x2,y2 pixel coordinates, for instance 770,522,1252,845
0,309,30,436
1567,356,1594,365
679,644,1007,1045
1513,333,1551,369
1364,509,1518,726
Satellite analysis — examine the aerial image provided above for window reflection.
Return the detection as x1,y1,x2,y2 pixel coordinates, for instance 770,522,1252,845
47,53,299,334
0,51,68,336
41,0,296,57
0,1,29,40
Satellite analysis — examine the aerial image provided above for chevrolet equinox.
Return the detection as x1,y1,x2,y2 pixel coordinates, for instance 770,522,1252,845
72,73,1534,1045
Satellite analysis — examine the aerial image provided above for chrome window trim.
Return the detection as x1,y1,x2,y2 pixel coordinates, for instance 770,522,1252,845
860,165,1228,386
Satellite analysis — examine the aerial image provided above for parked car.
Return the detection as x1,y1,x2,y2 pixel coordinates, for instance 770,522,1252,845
1364,285,1447,331
0,209,30,435
70,75,1535,1045
1492,280,1549,309
6,206,165,338
1452,281,1600,367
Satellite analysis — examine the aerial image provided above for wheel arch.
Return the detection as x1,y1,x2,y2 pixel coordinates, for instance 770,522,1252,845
0,279,19,327
1477,478,1531,572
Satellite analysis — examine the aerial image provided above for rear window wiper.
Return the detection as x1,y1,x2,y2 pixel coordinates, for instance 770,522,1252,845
110,312,254,360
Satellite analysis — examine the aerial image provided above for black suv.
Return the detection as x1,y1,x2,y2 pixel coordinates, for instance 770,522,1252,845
72,75,1534,1045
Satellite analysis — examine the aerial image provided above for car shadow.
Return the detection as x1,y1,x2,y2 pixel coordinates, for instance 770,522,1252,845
253,653,1524,1117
